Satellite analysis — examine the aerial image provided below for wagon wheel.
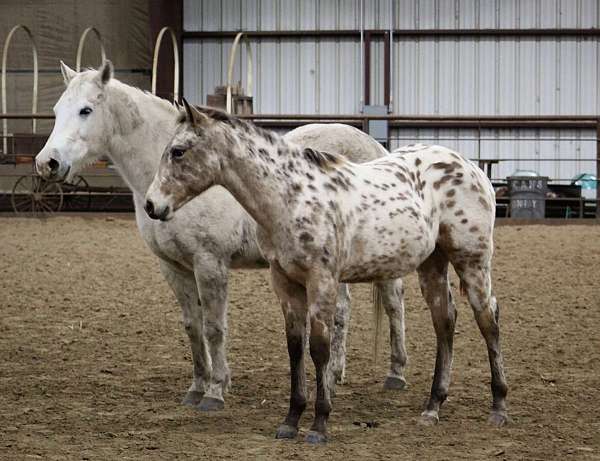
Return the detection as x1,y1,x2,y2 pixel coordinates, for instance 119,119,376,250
62,175,92,211
11,175,63,214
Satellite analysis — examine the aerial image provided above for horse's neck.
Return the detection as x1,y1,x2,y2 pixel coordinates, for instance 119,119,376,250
219,130,293,234
105,85,177,197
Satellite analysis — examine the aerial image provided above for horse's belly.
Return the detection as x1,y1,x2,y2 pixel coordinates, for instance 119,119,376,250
341,228,435,282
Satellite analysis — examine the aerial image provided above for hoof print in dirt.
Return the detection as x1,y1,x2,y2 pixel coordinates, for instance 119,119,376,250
182,391,204,407
197,397,225,411
383,376,408,391
275,424,298,439
305,431,328,444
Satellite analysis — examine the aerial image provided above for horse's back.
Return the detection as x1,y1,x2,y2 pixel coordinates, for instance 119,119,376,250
285,123,388,163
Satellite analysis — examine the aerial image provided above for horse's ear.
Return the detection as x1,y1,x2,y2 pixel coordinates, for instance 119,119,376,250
182,98,209,126
60,60,76,86
96,60,113,86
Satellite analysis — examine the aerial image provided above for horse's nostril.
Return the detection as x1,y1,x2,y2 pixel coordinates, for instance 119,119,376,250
48,158,59,172
144,199,155,217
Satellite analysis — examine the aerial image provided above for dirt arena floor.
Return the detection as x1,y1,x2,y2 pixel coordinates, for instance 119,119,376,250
1,217,599,460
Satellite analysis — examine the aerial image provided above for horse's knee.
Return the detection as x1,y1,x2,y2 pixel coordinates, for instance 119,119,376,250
205,321,226,345
183,317,201,340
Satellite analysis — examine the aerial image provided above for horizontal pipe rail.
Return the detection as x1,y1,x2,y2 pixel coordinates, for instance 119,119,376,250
0,113,598,130
184,28,600,40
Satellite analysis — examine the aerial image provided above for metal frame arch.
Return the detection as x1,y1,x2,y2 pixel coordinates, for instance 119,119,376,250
1,24,39,154
76,27,106,72
151,26,179,102
226,32,253,114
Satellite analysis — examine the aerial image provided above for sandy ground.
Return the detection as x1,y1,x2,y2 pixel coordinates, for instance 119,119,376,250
0,217,599,460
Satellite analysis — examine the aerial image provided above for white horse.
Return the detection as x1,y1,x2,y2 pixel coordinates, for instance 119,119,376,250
35,61,408,411
145,102,509,443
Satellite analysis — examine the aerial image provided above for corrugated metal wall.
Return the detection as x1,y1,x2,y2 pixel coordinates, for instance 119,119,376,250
183,0,599,181
387,128,597,181
184,0,600,115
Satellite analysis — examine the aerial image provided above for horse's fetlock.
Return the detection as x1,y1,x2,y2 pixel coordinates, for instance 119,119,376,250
432,388,448,405
291,395,307,412
315,399,331,417
492,380,508,399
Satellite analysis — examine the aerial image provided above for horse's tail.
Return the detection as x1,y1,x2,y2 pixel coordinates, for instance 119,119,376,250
372,283,385,365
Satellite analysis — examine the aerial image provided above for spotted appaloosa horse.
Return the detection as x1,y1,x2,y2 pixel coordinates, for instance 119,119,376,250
145,102,509,443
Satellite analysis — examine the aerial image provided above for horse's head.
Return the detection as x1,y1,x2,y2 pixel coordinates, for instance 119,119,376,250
36,61,114,181
144,100,226,221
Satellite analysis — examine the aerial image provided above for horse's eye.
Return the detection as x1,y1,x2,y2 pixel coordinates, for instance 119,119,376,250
171,148,185,159
79,107,92,116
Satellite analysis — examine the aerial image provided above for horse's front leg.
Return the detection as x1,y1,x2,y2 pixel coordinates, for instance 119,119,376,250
159,260,209,407
194,253,231,411
270,262,308,440
306,273,338,444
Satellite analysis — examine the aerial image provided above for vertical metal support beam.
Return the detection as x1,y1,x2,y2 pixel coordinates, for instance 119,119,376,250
364,31,371,106
359,0,364,111
388,0,394,112
384,31,390,108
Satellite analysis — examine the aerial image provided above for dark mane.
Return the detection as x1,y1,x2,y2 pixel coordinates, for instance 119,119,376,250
195,106,281,144
178,105,343,170
302,147,346,169
176,105,240,126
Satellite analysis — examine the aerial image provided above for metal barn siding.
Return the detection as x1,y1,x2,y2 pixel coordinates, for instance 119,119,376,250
184,37,363,114
183,0,600,181
389,127,597,181
393,36,600,116
184,0,600,116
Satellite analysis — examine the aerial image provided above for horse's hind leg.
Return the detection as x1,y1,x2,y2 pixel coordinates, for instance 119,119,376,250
417,247,457,425
194,253,231,411
159,260,209,408
376,279,408,390
454,258,509,426
329,283,350,386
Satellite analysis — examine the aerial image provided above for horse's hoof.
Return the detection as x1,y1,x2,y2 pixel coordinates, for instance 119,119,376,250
383,376,408,391
488,411,509,427
182,390,204,407
197,396,225,411
418,410,439,426
305,431,328,444
275,424,298,439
